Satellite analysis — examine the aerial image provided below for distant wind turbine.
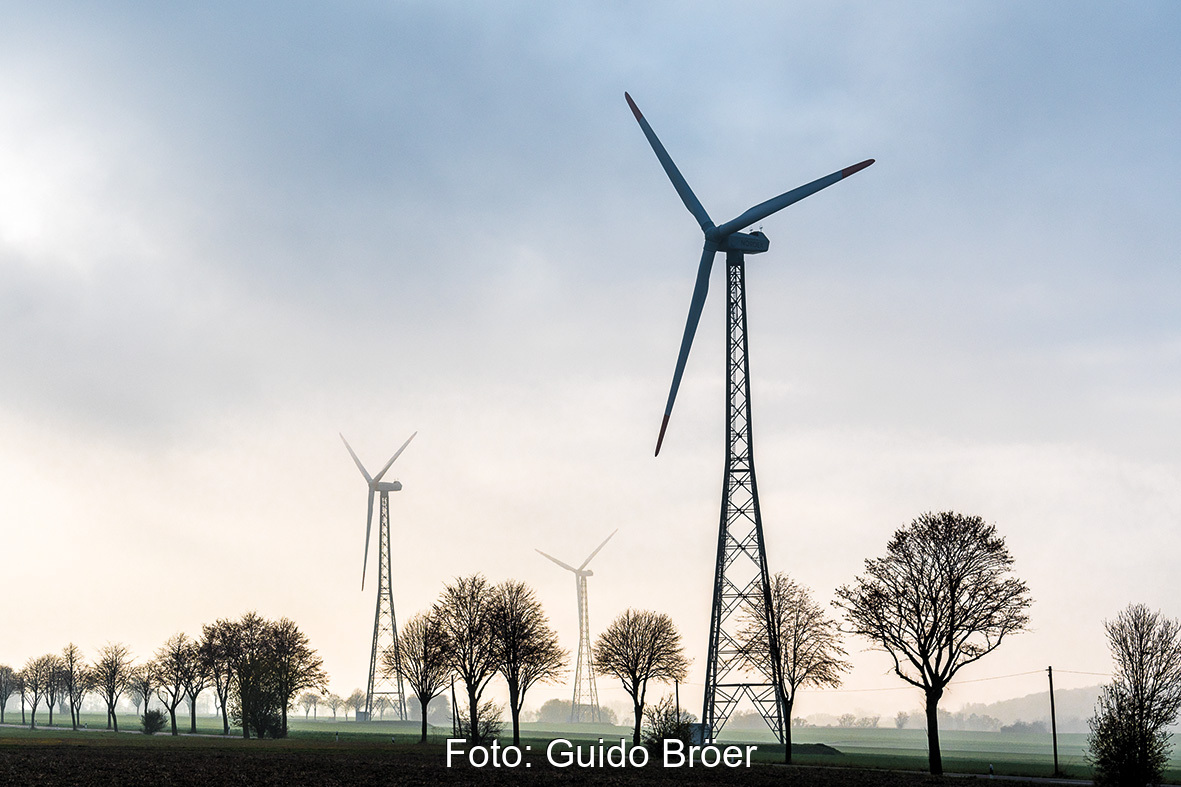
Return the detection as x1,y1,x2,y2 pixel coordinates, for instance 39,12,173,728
341,431,416,722
537,529,617,723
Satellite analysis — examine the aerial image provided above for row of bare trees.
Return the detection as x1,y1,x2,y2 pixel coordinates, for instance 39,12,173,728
389,573,693,748
390,575,567,746
0,612,325,739
296,688,384,721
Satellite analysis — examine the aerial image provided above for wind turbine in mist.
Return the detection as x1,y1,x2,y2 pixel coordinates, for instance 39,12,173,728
536,529,617,723
625,91,873,739
341,431,416,722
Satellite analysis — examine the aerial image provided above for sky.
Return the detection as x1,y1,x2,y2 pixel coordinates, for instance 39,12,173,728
2,1,1180,725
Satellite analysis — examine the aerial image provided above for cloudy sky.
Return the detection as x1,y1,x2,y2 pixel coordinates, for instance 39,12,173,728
2,1,1180,722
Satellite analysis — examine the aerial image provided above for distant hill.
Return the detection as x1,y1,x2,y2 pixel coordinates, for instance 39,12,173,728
956,686,1101,734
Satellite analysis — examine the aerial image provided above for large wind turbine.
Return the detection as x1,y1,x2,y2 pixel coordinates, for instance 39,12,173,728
341,431,416,722
536,529,617,723
625,92,873,741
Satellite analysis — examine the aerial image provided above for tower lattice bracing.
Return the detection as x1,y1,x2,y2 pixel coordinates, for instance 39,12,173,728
569,575,602,722
366,493,408,720
702,250,786,742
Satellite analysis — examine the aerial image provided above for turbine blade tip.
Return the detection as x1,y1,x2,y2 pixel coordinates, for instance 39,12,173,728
841,159,875,178
654,413,671,456
625,92,642,121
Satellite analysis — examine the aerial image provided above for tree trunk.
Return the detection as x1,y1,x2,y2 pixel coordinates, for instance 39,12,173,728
783,695,795,764
924,688,943,775
281,701,288,738
170,706,178,736
220,693,230,735
632,699,642,746
508,682,521,747
111,707,119,732
420,698,429,743
190,695,198,733
47,703,53,726
467,686,480,743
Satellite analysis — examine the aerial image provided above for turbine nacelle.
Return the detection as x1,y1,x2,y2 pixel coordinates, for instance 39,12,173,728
718,230,769,254
374,480,403,493
536,529,617,577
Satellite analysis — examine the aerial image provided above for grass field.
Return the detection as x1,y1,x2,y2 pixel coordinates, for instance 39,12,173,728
4,711,1181,784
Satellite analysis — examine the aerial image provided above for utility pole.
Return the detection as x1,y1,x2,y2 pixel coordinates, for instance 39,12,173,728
1047,666,1060,777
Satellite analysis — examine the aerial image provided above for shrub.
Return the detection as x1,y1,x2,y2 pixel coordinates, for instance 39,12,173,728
456,701,503,743
141,709,168,735
1089,684,1170,787
1087,604,1181,787
640,695,696,754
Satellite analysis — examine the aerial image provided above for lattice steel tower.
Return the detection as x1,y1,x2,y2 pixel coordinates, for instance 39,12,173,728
537,529,616,722
341,432,416,721
702,248,783,739
623,91,873,741
366,491,407,720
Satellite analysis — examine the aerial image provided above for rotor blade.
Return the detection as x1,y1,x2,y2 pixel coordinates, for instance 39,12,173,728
340,433,372,484
535,548,578,573
656,242,718,456
578,528,618,571
361,489,375,591
714,159,875,237
373,431,417,483
625,92,714,232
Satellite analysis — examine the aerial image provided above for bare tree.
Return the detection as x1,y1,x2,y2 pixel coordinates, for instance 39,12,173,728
128,662,159,725
740,572,849,762
22,655,57,729
42,655,65,726
61,644,90,730
434,574,499,743
834,511,1032,775
345,688,366,720
270,617,327,737
489,580,567,746
388,611,451,743
324,692,343,720
155,633,198,735
225,612,281,739
178,639,211,735
298,691,319,720
594,609,689,745
17,670,28,725
0,665,16,723
1088,603,1181,786
199,619,236,735
94,643,133,732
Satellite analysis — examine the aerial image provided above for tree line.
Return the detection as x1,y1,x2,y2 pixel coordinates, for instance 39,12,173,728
2,508,1174,786
388,573,692,748
0,612,325,739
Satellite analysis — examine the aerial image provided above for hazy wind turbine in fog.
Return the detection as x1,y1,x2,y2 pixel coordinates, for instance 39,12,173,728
341,431,416,721
625,90,872,741
537,529,617,723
